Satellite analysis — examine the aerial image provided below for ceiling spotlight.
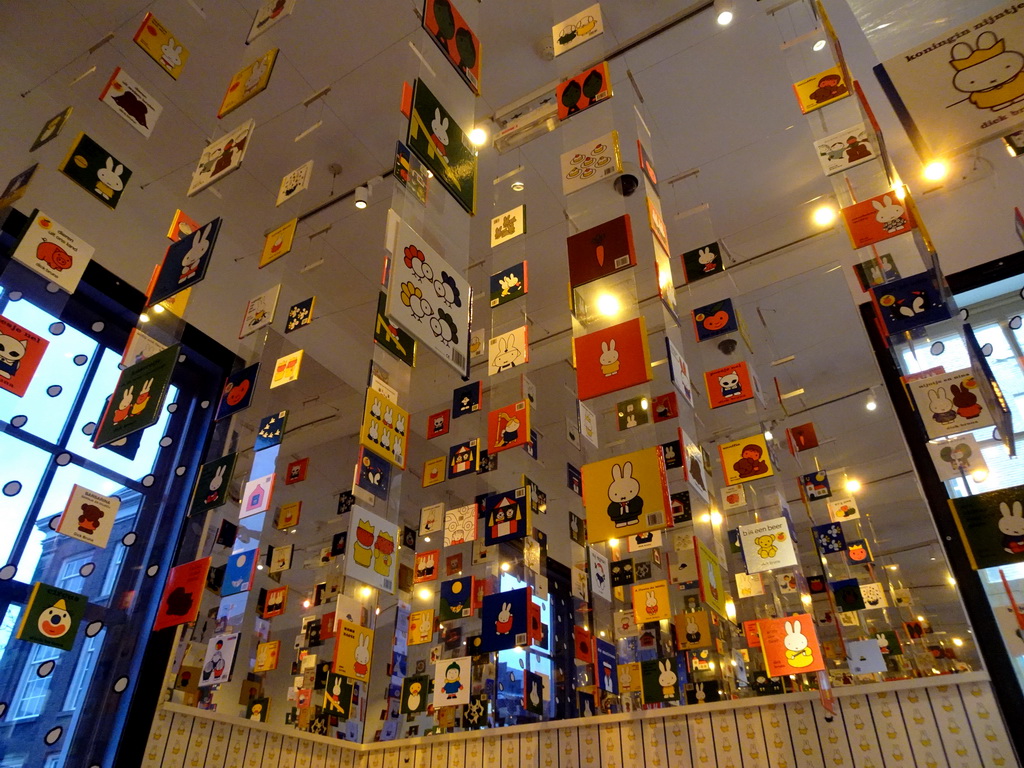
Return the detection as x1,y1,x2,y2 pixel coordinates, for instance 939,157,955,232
152,304,165,314
866,398,877,411
763,429,774,441
354,185,369,209
596,293,621,317
418,588,432,600
971,466,990,483
952,637,964,647
468,126,488,147
608,538,619,548
714,0,735,25
923,160,948,182
511,180,526,192
500,562,511,572
139,312,151,323
845,478,862,493
813,39,827,51
812,203,837,227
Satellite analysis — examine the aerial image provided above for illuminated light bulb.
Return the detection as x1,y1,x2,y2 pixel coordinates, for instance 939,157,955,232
599,631,606,637
763,429,773,441
640,398,649,410
923,161,948,182
714,0,735,25
892,184,908,201
501,562,511,572
139,313,151,323
423,536,431,543
152,304,165,314
418,588,432,600
710,511,723,526
608,538,619,548
725,600,736,620
596,293,620,317
845,479,862,494
866,399,877,411
700,513,711,523
812,204,837,227
801,594,812,606
971,467,989,482
511,180,525,192
947,575,957,586
952,637,964,647
360,586,372,599
917,615,925,622
813,39,827,51
303,599,311,609
468,127,488,147
257,564,264,570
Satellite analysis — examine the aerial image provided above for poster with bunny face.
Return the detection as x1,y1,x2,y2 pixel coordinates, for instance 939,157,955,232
757,613,824,676
949,483,1024,569
93,344,178,448
406,79,477,213
218,49,279,119
487,325,528,375
149,218,223,306
880,10,1024,159
58,133,133,209
358,386,409,470
386,217,472,376
572,317,653,401
188,452,237,516
581,446,670,543
841,190,917,249
908,367,995,439
134,13,189,79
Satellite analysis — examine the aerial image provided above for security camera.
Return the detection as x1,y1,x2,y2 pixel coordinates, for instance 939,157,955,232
612,162,640,197
717,338,738,355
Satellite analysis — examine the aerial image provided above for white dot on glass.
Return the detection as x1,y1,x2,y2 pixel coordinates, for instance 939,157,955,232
56,453,72,466
982,343,994,357
82,422,96,436
10,416,27,428
79,562,95,577
91,321,105,332
48,322,64,335
930,341,944,356
48,517,59,531
160,436,173,447
146,564,159,577
85,621,104,637
167,403,178,413
8,292,22,301
46,282,60,294
1011,315,1023,330
122,532,137,547
200,400,210,409
47,385,62,397
178,354,186,363
37,660,55,678
44,726,63,745
959,308,970,321
113,676,129,693
2,482,22,497
73,354,88,366
142,475,155,487
0,565,15,581
175,466,186,476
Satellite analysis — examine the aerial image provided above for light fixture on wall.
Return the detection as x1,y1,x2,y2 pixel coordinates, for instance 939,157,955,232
923,160,948,182
812,202,838,227
813,39,827,51
354,185,369,209
469,126,489,147
714,0,735,25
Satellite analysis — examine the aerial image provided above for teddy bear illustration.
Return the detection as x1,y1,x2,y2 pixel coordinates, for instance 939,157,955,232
0,333,27,380
605,461,644,527
755,534,777,559
599,339,620,376
999,500,1024,554
783,619,814,668
950,31,1024,111
77,502,105,535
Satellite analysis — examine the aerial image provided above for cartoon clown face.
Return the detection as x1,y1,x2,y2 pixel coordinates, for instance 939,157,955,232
38,599,72,638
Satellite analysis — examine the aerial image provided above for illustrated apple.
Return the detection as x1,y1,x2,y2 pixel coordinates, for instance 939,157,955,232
224,379,250,406
702,310,730,331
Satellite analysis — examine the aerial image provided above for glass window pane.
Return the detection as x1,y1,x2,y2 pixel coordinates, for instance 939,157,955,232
65,348,177,482
0,432,51,567
0,298,95,444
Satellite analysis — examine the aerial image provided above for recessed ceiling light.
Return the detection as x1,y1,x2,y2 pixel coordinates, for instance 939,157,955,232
595,293,620,317
469,127,488,147
813,39,827,51
812,204,837,227
845,479,862,493
714,0,735,25
511,180,525,192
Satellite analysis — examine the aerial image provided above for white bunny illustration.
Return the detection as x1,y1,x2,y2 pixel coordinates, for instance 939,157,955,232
606,461,642,527
95,157,125,200
783,619,813,668
694,682,706,702
530,680,541,707
872,195,907,234
927,387,956,425
179,225,210,283
113,386,134,423
697,246,718,272
430,108,450,162
685,617,701,643
645,589,659,617
658,660,677,696
353,634,370,674
379,429,392,452
495,601,513,633
491,333,521,372
205,465,226,504
393,435,404,466
382,406,394,428
999,501,1024,554
599,339,619,376
498,273,521,296
131,378,153,416
394,414,406,435
243,57,268,93
367,420,380,443
370,398,382,419
160,38,183,69
950,31,1024,112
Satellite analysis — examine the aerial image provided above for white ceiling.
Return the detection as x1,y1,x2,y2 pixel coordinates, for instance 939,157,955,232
1,0,1004,669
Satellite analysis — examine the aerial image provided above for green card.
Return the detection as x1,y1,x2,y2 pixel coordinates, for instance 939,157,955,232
189,452,237,517
16,582,88,651
950,484,1024,570
407,79,476,215
58,133,132,209
93,344,178,448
